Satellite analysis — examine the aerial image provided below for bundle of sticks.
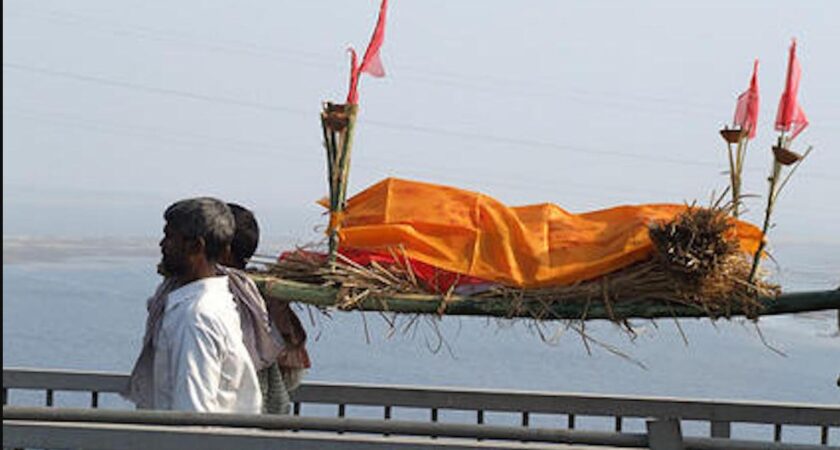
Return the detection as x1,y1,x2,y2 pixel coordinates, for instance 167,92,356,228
265,202,778,322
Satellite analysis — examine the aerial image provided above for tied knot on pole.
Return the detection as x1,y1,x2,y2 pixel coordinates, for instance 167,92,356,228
328,211,346,235
323,102,352,132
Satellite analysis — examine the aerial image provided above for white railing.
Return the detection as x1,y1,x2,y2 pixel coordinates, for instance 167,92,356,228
4,367,839,449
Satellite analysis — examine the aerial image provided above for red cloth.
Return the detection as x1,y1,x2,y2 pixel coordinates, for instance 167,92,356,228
734,60,760,139
775,39,809,140
340,248,487,294
346,48,361,105
358,0,387,77
346,0,388,104
278,248,488,294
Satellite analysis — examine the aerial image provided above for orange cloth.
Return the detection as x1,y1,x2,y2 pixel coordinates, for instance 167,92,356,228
328,211,346,233
330,178,763,288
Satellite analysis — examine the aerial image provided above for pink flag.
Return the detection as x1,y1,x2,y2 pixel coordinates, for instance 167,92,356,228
733,60,760,139
774,39,809,140
346,0,388,104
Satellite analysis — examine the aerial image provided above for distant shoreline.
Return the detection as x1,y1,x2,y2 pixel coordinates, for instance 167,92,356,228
2,236,159,264
2,235,304,265
4,236,837,327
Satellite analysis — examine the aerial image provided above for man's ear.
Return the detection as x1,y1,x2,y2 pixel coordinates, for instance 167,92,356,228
219,244,234,266
195,236,207,255
185,236,206,256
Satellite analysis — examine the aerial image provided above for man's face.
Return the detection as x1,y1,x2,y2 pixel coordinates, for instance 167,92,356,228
159,223,191,277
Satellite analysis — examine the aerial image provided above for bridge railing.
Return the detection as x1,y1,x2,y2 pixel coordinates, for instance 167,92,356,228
4,367,839,449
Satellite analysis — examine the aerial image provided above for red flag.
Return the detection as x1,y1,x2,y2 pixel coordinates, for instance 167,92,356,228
359,0,388,77
733,60,760,139
775,39,809,140
346,0,388,104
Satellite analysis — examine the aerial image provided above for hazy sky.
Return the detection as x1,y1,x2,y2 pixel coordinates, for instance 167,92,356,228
4,1,839,249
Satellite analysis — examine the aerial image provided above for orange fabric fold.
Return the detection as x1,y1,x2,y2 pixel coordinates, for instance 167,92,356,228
330,178,763,288
328,211,346,233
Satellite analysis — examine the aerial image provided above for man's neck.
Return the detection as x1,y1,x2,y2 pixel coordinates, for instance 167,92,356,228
177,260,218,286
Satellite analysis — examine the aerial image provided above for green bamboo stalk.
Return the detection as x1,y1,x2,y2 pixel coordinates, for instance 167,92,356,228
322,103,343,262
720,128,747,218
321,110,336,204
327,120,340,261
732,134,750,217
726,139,739,216
250,274,840,320
736,139,747,189
336,105,359,210
748,158,780,283
748,134,812,283
327,104,359,264
321,106,339,261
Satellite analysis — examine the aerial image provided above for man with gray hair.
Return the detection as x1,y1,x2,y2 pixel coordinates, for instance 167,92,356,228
128,197,262,413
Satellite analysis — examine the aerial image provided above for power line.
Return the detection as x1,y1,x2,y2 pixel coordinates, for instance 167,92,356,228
4,62,836,181
4,6,337,66
2,62,311,115
4,6,748,115
6,106,839,215
0,62,724,169
4,106,305,153
1,107,713,201
7,4,840,124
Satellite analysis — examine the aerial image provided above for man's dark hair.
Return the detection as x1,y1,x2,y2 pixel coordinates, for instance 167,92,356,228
228,203,260,267
164,197,234,260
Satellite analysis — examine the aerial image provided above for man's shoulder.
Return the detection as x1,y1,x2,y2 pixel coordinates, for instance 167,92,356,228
220,266,260,288
193,288,237,320
166,278,234,323
163,299,233,344
219,266,266,301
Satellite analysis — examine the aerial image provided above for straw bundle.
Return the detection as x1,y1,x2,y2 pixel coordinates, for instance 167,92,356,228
271,248,427,310
503,204,777,322
266,204,778,322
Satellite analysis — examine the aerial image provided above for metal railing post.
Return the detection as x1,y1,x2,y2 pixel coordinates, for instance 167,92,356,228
647,418,683,450
710,420,731,438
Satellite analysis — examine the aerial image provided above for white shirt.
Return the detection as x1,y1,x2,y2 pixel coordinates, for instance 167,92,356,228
152,276,262,413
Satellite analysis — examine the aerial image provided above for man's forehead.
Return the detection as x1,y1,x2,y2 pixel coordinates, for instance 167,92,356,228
163,223,182,236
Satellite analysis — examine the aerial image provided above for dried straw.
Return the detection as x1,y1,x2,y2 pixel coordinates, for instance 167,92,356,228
266,203,778,323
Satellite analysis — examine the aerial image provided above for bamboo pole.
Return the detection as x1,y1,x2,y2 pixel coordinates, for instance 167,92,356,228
335,104,359,217
251,274,840,320
719,127,748,218
321,103,360,264
748,156,781,282
748,135,811,283
726,139,739,216
732,133,750,217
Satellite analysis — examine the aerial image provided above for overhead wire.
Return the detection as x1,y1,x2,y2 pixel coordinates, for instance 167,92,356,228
5,6,838,127
6,105,839,216
3,6,747,115
4,61,836,184
4,5,837,205
4,106,707,202
9,4,838,117
6,4,838,122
